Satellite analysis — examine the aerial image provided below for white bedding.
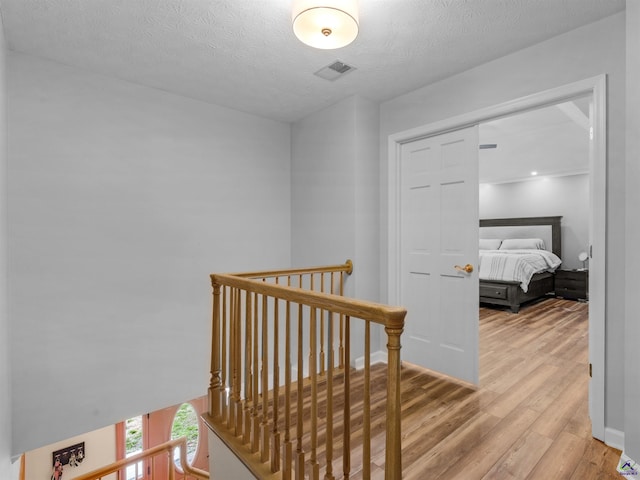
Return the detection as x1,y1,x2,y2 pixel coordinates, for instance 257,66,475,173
478,249,562,292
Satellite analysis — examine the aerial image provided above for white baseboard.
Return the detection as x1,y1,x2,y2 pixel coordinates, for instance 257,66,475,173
353,350,388,370
605,427,625,451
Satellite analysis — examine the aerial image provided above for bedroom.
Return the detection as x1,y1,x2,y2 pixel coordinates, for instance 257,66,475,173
478,97,590,313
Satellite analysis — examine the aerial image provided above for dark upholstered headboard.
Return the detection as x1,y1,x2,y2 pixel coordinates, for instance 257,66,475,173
479,216,562,258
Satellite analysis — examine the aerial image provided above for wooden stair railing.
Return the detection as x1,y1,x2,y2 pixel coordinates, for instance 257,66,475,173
204,260,407,480
70,437,209,480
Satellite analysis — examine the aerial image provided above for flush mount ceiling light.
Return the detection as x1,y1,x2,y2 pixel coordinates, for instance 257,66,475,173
292,0,359,49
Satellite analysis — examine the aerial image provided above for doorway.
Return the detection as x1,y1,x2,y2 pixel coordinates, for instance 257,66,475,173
115,396,209,480
387,75,606,440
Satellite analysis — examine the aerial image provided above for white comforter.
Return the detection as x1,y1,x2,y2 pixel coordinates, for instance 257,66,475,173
478,249,562,292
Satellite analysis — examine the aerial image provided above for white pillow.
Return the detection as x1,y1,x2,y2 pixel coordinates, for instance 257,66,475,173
479,238,502,250
499,238,546,250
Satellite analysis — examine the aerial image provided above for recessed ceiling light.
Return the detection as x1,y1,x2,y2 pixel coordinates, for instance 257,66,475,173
531,171,538,176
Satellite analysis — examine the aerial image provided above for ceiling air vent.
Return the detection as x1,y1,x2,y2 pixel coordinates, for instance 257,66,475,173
314,61,356,81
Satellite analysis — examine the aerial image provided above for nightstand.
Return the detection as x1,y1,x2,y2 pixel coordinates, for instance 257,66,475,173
555,269,589,301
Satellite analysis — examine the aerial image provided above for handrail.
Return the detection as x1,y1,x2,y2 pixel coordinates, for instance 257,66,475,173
70,437,209,480
228,259,353,279
206,260,406,480
210,272,405,328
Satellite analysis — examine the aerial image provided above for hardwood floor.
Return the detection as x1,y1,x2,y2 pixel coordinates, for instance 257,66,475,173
373,297,621,479
218,297,621,479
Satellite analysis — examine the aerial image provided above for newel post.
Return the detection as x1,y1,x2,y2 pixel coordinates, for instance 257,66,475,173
209,279,222,420
385,317,405,480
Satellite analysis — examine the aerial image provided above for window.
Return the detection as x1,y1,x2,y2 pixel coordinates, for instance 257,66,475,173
170,403,200,469
125,415,144,480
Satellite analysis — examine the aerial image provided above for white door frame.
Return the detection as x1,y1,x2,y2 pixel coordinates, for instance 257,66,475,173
387,75,607,441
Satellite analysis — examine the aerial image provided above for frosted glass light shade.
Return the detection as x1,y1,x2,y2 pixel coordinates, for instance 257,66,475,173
292,0,359,49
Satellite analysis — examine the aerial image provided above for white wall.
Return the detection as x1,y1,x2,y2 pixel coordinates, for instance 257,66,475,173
291,95,382,360
0,7,12,479
380,13,626,431
291,95,381,299
625,2,640,465
291,97,357,267
353,97,382,304
24,426,116,480
479,174,589,269
8,52,292,455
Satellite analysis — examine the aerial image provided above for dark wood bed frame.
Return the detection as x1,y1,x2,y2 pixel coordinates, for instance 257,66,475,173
479,216,562,313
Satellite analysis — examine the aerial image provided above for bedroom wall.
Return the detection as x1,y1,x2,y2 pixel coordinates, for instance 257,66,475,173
380,12,626,432
0,10,12,479
291,95,382,360
7,52,292,455
479,174,589,269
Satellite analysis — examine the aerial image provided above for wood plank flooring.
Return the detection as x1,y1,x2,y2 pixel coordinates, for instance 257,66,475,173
211,297,622,479
367,297,622,479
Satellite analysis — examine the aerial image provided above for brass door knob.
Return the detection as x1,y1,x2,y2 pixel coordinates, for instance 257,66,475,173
454,264,474,273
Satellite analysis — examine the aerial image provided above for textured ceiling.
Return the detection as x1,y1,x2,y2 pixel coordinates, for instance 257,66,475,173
0,0,625,123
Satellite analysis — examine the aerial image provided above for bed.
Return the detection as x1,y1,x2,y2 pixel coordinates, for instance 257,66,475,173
478,216,562,313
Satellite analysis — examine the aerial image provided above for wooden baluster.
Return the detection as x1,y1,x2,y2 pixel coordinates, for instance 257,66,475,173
238,290,245,433
271,279,281,473
385,322,404,480
342,315,351,480
228,288,237,431
251,292,260,454
234,288,244,434
243,290,253,444
283,275,293,480
261,293,270,463
363,322,371,479
310,307,320,480
295,276,305,479
338,272,345,369
221,286,228,425
325,309,335,480
209,282,222,420
320,273,325,376
227,288,238,430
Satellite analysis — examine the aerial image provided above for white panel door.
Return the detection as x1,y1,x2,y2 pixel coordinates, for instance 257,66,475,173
400,126,479,384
